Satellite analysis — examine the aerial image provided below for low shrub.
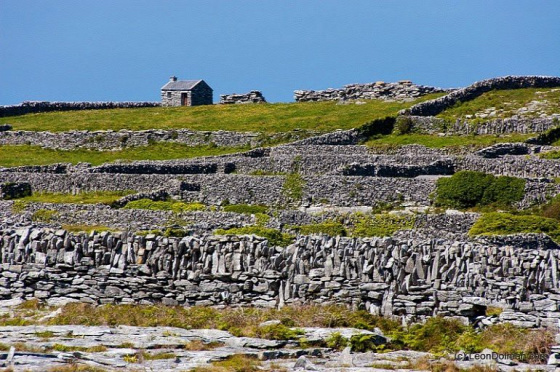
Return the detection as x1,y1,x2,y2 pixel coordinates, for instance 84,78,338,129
326,332,349,350
435,171,525,209
255,323,304,340
469,212,560,241
394,116,414,135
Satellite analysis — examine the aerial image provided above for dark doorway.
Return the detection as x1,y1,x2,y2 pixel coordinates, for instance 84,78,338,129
181,93,190,106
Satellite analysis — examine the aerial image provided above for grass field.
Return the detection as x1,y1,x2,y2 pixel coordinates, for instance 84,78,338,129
364,133,533,149
437,87,560,121
0,143,250,167
3,96,443,133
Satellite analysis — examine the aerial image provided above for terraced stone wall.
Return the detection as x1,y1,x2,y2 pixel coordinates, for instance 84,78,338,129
407,116,559,135
0,129,292,150
405,76,560,117
1,228,559,328
0,173,436,207
0,101,160,118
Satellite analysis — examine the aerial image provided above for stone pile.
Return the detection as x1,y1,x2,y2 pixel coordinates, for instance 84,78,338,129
294,80,448,102
219,91,267,104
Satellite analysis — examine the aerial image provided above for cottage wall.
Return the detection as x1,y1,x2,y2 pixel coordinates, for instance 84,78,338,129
190,83,213,106
160,91,184,107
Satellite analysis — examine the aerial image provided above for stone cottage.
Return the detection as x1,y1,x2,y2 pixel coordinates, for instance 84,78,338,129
161,76,213,107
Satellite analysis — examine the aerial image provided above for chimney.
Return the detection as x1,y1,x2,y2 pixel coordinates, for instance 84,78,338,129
170,76,177,82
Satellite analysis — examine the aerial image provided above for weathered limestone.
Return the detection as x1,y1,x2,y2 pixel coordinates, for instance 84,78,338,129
0,101,160,118
294,81,448,102
220,91,267,104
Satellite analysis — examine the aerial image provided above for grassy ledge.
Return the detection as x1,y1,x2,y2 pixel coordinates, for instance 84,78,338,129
0,143,250,167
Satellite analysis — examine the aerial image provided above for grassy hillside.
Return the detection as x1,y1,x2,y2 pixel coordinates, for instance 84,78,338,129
437,87,560,122
3,96,443,133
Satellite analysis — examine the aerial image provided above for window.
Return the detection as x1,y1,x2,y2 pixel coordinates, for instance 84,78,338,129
166,92,171,98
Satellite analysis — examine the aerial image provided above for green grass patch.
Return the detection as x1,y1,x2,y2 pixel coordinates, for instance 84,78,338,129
435,171,526,210
437,87,560,122
350,213,415,237
0,143,249,167
222,204,268,215
4,98,439,133
282,172,305,204
31,209,58,223
215,226,293,247
123,199,205,213
19,190,134,205
469,212,560,241
539,149,560,159
364,133,533,150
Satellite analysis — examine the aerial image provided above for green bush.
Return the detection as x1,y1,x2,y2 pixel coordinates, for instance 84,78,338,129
214,226,294,247
394,116,414,135
223,204,268,215
480,176,525,207
349,333,386,352
290,221,348,237
123,199,205,213
469,212,560,241
435,171,525,209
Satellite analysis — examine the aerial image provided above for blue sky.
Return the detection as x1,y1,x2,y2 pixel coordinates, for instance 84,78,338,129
1,1,559,104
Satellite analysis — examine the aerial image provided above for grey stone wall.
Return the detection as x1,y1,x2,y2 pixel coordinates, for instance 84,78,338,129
0,129,313,150
294,81,448,102
161,90,183,107
407,115,559,135
1,227,559,327
404,76,560,117
219,91,267,104
0,101,160,118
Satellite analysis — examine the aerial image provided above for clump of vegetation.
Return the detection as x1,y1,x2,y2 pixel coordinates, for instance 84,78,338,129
435,171,525,209
215,226,293,247
123,199,205,213
11,199,28,213
394,115,414,135
326,332,349,351
223,204,268,215
282,172,305,204
469,212,560,241
256,323,304,340
350,213,415,237
31,209,59,223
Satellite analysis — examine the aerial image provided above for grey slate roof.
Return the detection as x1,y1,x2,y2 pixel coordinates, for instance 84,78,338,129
161,80,203,91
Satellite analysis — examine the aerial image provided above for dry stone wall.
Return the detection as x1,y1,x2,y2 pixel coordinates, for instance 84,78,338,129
0,101,160,118
1,228,560,327
404,76,560,117
407,116,559,135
